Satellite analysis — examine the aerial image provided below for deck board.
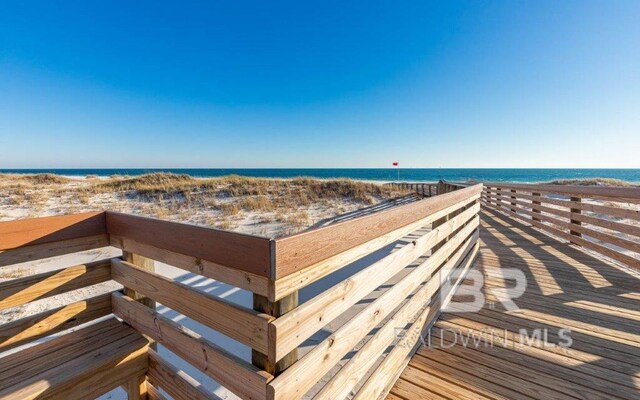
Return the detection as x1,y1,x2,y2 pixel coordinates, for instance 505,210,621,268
387,209,640,400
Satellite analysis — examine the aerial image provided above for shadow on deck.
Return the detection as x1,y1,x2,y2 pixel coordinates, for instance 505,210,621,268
388,209,640,400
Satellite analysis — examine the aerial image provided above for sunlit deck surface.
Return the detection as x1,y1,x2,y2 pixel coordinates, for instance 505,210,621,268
388,209,640,400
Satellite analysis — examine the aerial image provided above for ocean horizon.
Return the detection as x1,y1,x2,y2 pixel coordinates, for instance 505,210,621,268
1,168,639,183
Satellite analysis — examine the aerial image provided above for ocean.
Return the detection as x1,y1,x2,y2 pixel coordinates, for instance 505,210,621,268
1,168,639,183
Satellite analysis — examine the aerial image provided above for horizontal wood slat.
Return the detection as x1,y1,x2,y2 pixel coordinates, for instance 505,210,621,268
270,194,480,301
484,182,640,203
0,260,111,311
273,184,483,279
484,192,640,253
110,234,270,297
353,243,477,400
483,190,640,249
113,293,272,400
0,212,106,251
147,348,223,400
0,320,148,400
316,236,479,400
0,319,132,389
486,188,640,222
483,190,640,237
106,211,272,277
111,258,273,353
0,292,113,351
481,200,640,270
268,221,479,399
271,204,480,362
0,234,109,267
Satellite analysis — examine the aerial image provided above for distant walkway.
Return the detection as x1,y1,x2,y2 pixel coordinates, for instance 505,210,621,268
388,209,640,400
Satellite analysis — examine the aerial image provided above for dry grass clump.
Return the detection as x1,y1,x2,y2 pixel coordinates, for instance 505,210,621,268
548,178,637,187
239,196,275,211
97,173,194,193
220,203,241,216
0,173,70,185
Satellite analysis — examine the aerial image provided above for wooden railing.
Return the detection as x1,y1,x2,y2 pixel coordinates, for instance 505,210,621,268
0,183,483,400
482,182,640,271
0,211,275,399
268,183,482,399
385,181,439,197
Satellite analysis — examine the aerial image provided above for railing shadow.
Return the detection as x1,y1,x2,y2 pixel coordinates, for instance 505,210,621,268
434,208,640,396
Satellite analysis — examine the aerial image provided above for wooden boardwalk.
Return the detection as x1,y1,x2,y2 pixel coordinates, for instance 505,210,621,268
388,208,640,400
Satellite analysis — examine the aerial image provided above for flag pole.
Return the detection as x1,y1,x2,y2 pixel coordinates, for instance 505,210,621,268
392,161,400,182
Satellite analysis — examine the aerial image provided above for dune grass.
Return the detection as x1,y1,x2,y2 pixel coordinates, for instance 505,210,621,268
0,173,413,236
547,178,638,187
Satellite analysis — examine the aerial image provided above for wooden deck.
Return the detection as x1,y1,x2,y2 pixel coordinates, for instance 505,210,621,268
388,208,640,400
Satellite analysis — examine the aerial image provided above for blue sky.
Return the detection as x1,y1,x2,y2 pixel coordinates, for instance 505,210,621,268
1,1,638,168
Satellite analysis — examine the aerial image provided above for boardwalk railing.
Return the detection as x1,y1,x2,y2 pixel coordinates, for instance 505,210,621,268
482,182,640,271
385,182,439,197
0,183,482,400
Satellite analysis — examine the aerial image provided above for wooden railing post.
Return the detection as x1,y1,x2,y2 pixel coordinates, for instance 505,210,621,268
510,189,517,212
570,197,582,240
252,292,298,376
122,251,156,310
121,251,156,398
437,181,445,196
532,192,541,222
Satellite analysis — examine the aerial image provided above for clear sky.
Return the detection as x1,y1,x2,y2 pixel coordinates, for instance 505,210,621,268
1,1,638,168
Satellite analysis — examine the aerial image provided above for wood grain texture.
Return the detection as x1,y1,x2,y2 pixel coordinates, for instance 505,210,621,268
148,349,222,400
147,382,170,400
0,234,109,267
271,205,480,362
253,291,299,375
111,258,272,353
270,194,480,301
0,260,111,310
113,293,271,400
106,211,272,277
273,184,483,279
0,292,113,351
268,222,479,400
356,245,478,400
316,238,479,400
0,318,148,400
123,374,147,400
110,234,270,297
0,211,106,251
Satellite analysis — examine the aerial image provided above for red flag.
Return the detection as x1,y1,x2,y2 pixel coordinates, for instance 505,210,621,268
392,161,398,166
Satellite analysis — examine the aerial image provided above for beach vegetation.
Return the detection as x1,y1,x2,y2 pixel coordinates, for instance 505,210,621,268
0,172,413,236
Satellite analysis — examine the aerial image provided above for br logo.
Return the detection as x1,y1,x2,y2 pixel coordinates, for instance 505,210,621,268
441,268,527,312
